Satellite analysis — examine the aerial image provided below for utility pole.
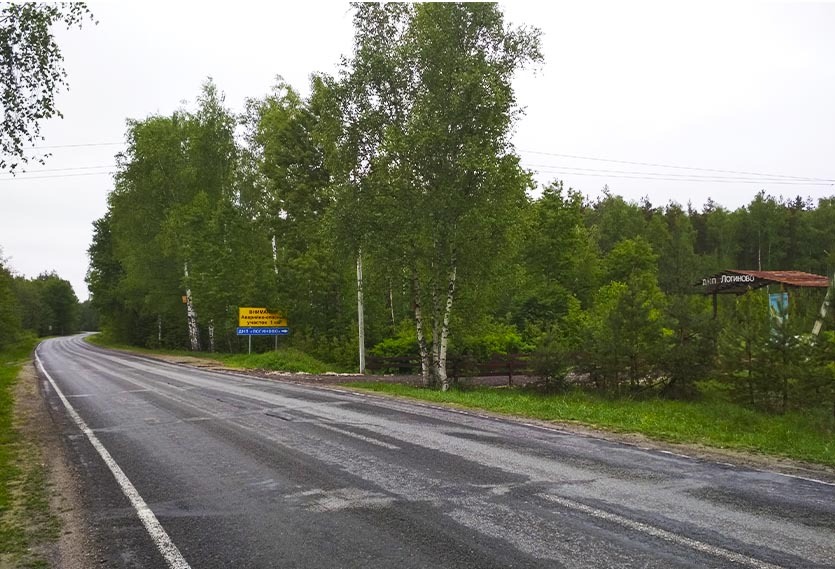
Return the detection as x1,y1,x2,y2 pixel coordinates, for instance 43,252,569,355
357,252,366,373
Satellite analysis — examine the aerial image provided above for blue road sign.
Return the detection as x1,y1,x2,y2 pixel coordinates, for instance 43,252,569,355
236,327,290,336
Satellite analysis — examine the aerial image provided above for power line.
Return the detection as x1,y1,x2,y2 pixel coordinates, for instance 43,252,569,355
1,164,116,176
21,142,123,150
520,162,835,184
523,166,835,186
519,149,835,183
0,171,114,182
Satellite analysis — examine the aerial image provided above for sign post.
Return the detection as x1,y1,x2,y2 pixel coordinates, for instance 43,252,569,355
236,307,289,353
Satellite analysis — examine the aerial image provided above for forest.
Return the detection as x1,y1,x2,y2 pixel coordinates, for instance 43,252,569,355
84,3,835,414
0,263,93,349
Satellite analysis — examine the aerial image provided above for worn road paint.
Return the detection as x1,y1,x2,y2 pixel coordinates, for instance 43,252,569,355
541,493,784,569
316,422,401,450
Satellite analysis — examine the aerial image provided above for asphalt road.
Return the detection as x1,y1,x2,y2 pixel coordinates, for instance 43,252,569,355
36,335,835,568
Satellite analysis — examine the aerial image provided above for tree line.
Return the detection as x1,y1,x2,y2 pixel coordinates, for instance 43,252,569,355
86,3,835,413
0,257,92,350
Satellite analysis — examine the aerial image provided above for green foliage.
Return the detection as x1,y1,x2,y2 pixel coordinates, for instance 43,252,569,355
77,300,99,331
802,331,835,419
0,256,22,350
370,320,418,358
221,348,340,374
453,320,531,361
10,271,78,338
0,2,95,172
79,5,835,416
530,325,572,388
718,291,772,407
0,334,55,566
517,181,599,326
661,294,717,398
560,239,669,391
330,2,542,388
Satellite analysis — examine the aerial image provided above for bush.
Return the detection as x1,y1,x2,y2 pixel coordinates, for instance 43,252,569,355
370,320,418,358
453,320,531,361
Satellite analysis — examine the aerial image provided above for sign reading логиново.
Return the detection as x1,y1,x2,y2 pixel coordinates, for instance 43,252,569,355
238,307,287,328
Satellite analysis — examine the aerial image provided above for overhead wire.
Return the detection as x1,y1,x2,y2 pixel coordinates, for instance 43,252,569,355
0,171,114,181
518,149,835,182
519,166,835,186
21,141,123,150
520,162,831,183
3,141,834,188
0,164,116,175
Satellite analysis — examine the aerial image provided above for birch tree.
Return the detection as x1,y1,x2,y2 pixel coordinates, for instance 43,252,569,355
100,80,248,350
0,2,94,172
245,80,351,343
338,3,541,388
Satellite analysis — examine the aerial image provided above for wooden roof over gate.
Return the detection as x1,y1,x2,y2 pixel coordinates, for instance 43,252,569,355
697,269,830,295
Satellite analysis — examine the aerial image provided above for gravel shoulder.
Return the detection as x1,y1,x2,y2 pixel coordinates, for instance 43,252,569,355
9,362,93,568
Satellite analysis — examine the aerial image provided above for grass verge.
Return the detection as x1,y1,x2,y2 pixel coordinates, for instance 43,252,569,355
346,382,835,467
85,332,344,374
0,335,60,568
218,350,340,374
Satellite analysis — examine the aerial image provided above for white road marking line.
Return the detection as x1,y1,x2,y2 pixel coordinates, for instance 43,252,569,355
35,348,192,569
540,493,784,569
315,422,400,450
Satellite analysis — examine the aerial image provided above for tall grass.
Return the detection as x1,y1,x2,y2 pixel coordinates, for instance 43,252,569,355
347,383,835,466
0,333,50,565
0,335,38,513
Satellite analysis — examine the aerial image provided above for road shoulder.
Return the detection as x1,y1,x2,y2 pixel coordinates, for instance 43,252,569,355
14,360,96,568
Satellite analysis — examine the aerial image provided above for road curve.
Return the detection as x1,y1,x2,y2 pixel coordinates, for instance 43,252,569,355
36,335,835,568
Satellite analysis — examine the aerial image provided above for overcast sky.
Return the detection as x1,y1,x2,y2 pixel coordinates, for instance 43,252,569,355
2,1,834,300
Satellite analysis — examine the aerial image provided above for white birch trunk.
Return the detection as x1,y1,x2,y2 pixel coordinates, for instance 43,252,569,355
431,280,442,386
184,262,201,351
813,276,834,335
437,262,457,392
272,235,279,274
208,319,215,353
412,271,431,387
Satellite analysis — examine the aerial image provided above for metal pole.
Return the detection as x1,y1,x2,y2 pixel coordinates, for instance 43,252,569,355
357,253,366,373
275,334,278,352
248,334,252,355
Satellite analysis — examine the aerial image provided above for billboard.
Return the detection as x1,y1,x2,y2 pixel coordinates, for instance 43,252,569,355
238,307,287,328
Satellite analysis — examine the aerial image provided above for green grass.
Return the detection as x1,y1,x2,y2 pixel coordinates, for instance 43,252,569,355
346,383,835,467
0,334,58,567
218,349,341,374
0,335,39,513
85,333,344,374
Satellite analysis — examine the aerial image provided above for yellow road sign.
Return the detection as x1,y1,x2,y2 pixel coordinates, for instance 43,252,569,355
238,307,287,327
